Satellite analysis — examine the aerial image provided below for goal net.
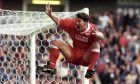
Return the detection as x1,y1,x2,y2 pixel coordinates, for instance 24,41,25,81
0,8,89,84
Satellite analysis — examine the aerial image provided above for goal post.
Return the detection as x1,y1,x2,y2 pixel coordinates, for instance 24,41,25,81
0,8,89,84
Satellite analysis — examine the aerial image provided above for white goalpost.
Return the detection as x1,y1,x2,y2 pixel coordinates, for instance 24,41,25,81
0,8,89,84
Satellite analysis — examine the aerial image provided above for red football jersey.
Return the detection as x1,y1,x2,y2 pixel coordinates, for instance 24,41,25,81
59,18,98,50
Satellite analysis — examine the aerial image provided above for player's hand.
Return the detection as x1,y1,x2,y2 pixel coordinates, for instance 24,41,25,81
85,69,96,79
45,3,52,16
92,29,99,36
92,29,104,40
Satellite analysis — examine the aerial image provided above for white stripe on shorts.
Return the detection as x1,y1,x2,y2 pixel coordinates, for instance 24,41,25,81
91,49,100,52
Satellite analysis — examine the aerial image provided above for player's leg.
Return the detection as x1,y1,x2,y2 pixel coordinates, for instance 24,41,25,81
83,42,100,69
49,40,72,69
40,40,72,75
84,51,100,78
86,52,100,70
83,42,100,78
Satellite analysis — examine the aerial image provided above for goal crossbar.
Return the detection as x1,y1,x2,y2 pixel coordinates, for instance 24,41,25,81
0,8,88,35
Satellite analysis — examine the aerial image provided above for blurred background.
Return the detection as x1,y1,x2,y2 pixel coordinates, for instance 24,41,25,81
0,0,140,84
0,0,140,14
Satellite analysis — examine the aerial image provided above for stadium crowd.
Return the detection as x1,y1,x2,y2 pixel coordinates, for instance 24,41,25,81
89,11,140,84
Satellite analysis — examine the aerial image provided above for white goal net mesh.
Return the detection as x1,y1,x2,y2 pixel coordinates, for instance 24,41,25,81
0,8,89,84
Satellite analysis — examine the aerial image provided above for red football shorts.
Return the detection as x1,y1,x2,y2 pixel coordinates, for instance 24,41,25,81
66,46,89,66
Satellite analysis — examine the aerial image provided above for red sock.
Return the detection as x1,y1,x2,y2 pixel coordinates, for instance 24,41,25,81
88,52,99,70
49,48,59,69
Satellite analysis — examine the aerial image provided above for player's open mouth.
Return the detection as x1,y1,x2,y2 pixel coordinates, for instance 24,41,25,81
76,25,81,30
77,25,80,28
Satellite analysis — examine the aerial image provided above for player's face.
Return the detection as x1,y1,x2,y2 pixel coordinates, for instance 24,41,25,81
75,18,88,32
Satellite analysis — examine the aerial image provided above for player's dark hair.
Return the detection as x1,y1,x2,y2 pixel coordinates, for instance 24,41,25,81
76,12,90,22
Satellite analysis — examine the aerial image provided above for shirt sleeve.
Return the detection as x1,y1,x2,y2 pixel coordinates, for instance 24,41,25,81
59,18,75,33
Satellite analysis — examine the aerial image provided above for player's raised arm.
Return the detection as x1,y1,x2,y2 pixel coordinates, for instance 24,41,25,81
45,3,60,25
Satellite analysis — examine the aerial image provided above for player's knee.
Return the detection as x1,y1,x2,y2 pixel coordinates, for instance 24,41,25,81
51,40,58,46
51,40,63,47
